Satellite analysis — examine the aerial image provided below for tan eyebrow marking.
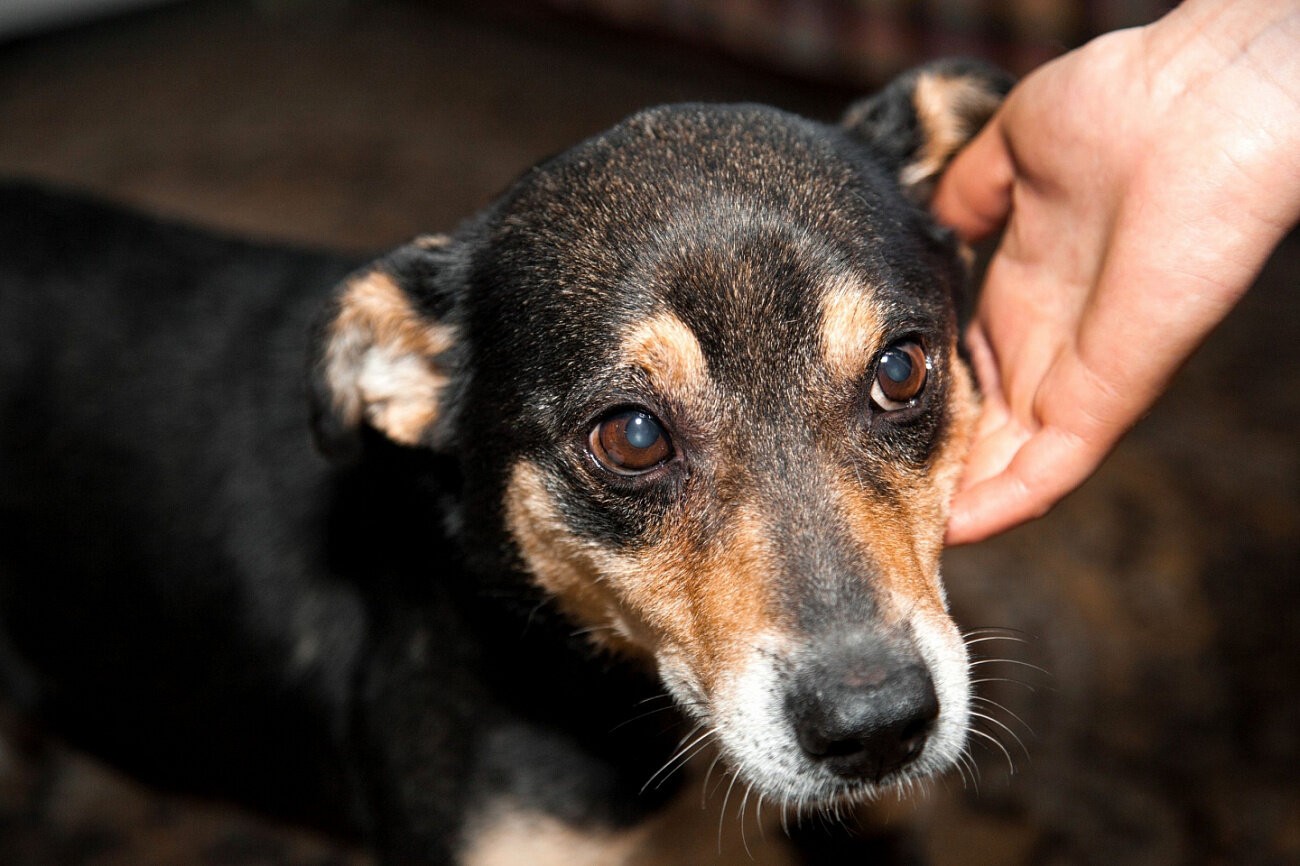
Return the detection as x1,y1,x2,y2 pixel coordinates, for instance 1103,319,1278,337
619,312,710,400
819,280,886,382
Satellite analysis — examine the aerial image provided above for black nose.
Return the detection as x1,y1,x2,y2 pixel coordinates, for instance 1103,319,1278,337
790,653,939,782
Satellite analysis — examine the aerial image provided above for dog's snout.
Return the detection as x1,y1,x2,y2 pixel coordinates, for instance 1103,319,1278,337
790,653,939,782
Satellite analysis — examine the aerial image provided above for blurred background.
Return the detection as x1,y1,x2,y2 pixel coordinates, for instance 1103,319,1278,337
0,1,1295,864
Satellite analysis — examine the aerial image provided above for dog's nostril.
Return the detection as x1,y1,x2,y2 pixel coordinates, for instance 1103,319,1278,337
897,714,932,759
792,664,939,783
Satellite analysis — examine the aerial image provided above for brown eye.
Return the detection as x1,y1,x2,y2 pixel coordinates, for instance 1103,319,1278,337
589,409,672,475
870,340,928,411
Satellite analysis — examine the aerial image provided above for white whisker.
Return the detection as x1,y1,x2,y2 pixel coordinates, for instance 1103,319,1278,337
970,676,1038,693
963,634,1027,647
968,657,1051,677
968,727,1016,774
739,780,755,859
701,750,725,809
641,725,714,793
717,769,742,855
969,710,1031,761
971,694,1035,736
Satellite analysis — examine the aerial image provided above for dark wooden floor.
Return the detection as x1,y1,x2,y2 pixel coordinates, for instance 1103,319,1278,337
1,2,1296,863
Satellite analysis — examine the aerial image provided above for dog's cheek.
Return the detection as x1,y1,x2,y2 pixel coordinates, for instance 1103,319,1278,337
504,460,641,654
860,344,978,602
921,348,978,566
934,348,978,483
502,459,700,659
659,503,784,695
503,459,784,697
824,485,948,627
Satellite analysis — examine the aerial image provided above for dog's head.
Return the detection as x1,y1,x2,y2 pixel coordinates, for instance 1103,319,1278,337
311,61,1009,806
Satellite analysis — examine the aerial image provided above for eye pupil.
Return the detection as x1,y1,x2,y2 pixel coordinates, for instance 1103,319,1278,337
590,409,673,475
624,414,659,449
879,348,913,383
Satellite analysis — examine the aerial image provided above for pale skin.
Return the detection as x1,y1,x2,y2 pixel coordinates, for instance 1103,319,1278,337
932,0,1300,544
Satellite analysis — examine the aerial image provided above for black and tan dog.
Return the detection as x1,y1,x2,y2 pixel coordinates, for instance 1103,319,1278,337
0,60,1008,863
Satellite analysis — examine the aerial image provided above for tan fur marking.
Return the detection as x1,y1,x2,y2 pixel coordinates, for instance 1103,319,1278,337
833,468,931,625
412,233,452,249
325,271,455,445
902,73,1003,194
504,461,648,657
819,279,886,381
679,501,781,687
462,807,646,866
463,778,800,866
620,312,710,403
504,460,778,692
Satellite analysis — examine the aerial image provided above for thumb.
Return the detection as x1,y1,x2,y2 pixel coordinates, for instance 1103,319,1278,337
931,116,1015,243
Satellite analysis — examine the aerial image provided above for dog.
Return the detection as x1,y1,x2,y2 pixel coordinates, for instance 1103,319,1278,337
0,59,1009,864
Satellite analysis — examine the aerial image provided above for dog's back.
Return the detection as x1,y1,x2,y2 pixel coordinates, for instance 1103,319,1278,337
0,183,367,825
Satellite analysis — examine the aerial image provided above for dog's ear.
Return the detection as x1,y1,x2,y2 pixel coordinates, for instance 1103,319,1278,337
309,235,463,461
842,59,1012,205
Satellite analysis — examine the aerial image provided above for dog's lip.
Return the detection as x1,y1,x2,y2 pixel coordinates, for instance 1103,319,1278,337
705,742,933,810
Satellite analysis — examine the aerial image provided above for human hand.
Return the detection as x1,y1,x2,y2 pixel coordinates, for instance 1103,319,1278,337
932,0,1300,545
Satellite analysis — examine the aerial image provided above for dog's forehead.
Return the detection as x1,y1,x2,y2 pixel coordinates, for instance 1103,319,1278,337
633,214,850,395
515,103,866,215
519,104,912,257
472,103,957,418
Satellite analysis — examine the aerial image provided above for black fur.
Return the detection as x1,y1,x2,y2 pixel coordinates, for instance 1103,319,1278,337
0,61,1009,863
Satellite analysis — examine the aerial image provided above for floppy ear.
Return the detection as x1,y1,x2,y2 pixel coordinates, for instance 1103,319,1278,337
309,235,463,461
842,59,1012,205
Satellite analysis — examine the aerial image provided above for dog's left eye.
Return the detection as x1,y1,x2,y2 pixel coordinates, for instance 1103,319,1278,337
870,340,929,411
589,409,673,475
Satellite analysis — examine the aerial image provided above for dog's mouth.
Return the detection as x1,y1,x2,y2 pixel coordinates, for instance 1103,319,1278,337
651,612,971,808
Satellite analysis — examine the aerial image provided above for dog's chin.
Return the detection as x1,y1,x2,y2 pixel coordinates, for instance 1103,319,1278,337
654,618,971,810
703,745,958,814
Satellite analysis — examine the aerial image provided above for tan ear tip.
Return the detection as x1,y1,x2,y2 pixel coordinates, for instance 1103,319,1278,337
313,267,457,454
413,233,453,250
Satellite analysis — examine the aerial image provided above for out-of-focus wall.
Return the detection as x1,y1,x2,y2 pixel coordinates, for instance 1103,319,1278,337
0,0,178,39
542,0,1173,82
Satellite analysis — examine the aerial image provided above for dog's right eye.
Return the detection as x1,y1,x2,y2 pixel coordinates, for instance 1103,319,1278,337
589,409,673,475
